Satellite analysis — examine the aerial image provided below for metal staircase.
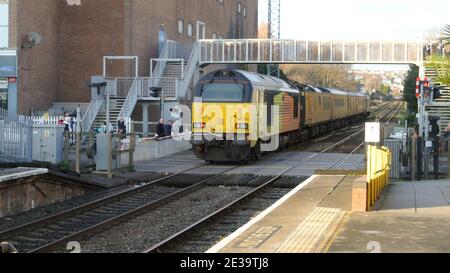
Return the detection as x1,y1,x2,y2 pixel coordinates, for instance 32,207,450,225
89,97,125,132
425,66,450,131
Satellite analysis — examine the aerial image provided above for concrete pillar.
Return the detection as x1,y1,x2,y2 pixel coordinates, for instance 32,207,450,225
142,102,150,137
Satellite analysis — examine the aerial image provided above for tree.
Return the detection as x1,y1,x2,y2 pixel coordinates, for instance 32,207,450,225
403,64,419,114
281,64,359,90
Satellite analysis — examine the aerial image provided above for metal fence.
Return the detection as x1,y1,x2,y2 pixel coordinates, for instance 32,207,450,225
384,139,403,180
0,117,33,163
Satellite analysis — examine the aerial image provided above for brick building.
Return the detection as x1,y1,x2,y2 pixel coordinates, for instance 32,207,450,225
5,0,258,114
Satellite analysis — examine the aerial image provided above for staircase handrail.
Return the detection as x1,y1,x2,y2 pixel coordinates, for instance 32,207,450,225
82,99,103,132
177,42,200,99
117,78,139,120
151,40,177,78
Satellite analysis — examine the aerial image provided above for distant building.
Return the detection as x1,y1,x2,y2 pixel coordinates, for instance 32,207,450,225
4,0,258,114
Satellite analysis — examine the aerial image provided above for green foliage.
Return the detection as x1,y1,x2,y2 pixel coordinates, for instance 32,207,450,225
426,54,450,85
381,85,391,95
403,64,419,114
58,161,71,172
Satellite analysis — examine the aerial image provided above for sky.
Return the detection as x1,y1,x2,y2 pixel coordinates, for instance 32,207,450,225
258,0,450,71
258,0,449,40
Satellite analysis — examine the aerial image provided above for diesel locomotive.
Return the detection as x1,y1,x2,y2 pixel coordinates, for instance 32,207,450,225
191,69,370,162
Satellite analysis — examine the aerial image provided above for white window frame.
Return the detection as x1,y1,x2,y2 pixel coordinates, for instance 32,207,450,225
0,2,9,48
178,19,184,34
196,21,206,40
187,23,193,37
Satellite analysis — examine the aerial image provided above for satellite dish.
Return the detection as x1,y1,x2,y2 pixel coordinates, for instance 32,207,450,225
22,32,42,49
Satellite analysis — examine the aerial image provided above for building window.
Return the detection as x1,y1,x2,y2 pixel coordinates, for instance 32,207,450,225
0,2,8,48
243,7,247,17
218,0,224,5
218,35,223,40
238,3,242,14
212,33,217,39
178,19,184,34
187,24,193,37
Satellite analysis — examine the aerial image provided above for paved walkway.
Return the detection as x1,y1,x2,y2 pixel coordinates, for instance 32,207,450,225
208,175,350,253
328,180,450,253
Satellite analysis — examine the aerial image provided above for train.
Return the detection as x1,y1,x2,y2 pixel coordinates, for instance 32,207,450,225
191,69,370,163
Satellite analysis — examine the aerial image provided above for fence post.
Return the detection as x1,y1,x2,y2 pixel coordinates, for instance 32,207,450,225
64,131,70,162
129,133,136,172
107,133,113,179
75,132,81,174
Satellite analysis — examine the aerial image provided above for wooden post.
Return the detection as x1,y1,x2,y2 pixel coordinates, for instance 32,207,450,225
64,131,69,162
107,133,113,179
75,132,81,174
129,133,136,172
89,131,94,154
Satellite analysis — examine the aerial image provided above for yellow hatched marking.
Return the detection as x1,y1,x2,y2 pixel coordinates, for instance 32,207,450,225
276,207,344,253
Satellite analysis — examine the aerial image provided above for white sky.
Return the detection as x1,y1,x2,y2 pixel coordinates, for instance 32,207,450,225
258,0,450,40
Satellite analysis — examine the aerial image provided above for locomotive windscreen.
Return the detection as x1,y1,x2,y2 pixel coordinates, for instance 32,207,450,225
201,83,245,102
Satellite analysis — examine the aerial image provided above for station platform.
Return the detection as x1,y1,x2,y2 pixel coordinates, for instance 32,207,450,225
208,176,450,253
207,175,357,253
328,179,450,253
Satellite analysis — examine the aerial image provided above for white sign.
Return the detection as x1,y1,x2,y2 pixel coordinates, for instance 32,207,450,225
365,122,381,143
0,78,7,89
426,141,433,148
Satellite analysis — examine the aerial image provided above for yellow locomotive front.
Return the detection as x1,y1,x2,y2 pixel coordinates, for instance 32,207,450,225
191,70,258,162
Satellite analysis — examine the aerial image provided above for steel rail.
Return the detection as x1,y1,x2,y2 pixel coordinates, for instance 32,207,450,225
141,104,399,253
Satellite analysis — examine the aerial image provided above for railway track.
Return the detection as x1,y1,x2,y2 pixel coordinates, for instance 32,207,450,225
325,100,403,155
0,164,243,253
0,101,401,253
142,111,397,254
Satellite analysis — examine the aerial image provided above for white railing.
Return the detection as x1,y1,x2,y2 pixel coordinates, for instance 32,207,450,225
0,107,7,119
198,39,424,65
118,78,139,120
19,115,63,125
105,77,136,98
145,77,178,99
82,99,103,132
177,42,200,99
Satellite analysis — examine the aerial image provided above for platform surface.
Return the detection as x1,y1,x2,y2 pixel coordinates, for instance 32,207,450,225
207,175,353,253
328,180,450,253
0,168,48,183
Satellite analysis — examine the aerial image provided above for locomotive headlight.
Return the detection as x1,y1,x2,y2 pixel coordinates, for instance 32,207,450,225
236,123,249,130
193,122,205,129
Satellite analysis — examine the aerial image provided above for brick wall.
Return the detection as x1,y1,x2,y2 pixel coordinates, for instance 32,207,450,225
10,0,259,113
11,0,61,114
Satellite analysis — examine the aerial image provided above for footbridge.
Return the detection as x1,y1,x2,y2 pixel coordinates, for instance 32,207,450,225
198,39,424,66
82,38,427,136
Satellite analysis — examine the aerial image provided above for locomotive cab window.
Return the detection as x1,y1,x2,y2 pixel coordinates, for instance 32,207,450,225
201,83,245,102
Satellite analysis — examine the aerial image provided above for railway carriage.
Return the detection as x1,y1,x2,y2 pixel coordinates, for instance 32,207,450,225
191,69,370,163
